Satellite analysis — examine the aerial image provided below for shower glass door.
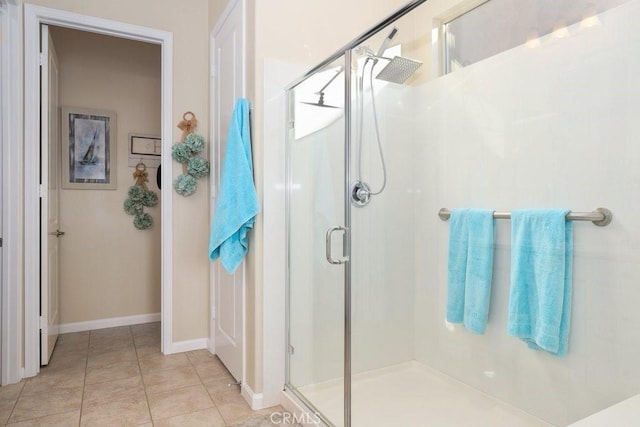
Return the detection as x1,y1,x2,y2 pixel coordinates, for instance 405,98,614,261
286,56,347,426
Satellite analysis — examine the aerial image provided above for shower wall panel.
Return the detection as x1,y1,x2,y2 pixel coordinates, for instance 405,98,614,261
413,2,640,425
350,82,417,375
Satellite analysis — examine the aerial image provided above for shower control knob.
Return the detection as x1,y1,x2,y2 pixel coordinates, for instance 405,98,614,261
351,181,372,207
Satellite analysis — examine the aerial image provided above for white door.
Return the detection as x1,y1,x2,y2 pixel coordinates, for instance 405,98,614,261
211,0,246,383
40,25,61,365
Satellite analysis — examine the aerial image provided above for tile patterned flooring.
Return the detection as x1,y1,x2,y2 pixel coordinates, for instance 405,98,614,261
0,323,285,426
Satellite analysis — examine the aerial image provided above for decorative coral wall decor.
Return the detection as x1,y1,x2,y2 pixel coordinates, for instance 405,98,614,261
172,111,210,196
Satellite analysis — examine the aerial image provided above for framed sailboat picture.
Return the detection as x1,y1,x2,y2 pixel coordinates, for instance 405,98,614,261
61,107,117,189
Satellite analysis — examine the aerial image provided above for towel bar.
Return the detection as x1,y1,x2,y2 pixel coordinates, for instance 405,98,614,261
438,208,613,227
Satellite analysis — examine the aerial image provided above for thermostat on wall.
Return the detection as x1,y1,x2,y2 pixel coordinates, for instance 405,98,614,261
128,133,161,167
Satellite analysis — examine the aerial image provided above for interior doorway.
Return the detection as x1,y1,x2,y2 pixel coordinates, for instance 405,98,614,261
39,25,163,366
23,5,174,378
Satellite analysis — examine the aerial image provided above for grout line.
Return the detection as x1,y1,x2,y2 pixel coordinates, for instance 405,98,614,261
3,379,26,425
134,325,155,424
189,353,246,426
186,349,237,426
80,327,141,425
78,330,92,427
5,332,89,425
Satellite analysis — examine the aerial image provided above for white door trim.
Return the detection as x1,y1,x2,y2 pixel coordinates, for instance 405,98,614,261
23,4,174,377
1,0,22,386
209,30,216,356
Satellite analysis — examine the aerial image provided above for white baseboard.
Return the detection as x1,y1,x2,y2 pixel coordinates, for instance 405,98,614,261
169,338,209,354
242,382,265,410
57,314,208,357
58,313,160,334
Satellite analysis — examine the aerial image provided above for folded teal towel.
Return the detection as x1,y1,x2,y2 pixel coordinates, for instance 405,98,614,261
447,209,495,334
508,209,573,356
209,98,260,273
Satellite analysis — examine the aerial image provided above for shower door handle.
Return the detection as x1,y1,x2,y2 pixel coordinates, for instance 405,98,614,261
326,226,349,265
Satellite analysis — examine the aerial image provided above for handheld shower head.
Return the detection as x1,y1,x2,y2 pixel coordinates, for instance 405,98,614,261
376,27,398,57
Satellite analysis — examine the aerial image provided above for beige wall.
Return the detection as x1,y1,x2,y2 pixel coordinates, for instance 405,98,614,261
49,26,161,324
26,0,211,342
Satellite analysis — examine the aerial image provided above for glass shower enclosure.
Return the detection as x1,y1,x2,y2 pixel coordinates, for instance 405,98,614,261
286,0,640,426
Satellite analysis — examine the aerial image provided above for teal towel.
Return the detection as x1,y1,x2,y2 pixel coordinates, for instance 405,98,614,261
508,209,573,356
209,98,260,274
446,209,495,334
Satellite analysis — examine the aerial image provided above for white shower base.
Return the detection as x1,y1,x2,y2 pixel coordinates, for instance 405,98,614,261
297,361,551,427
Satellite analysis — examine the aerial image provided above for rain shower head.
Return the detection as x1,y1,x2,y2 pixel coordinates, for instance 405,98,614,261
300,93,340,109
300,66,343,108
376,56,422,84
367,27,422,84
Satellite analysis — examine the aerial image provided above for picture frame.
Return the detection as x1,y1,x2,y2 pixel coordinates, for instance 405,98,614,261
61,106,117,189
128,133,161,168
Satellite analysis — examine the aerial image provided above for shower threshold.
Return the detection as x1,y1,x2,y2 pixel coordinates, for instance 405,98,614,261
298,361,551,427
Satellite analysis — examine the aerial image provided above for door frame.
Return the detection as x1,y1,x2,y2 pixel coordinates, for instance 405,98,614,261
23,4,174,377
1,0,21,385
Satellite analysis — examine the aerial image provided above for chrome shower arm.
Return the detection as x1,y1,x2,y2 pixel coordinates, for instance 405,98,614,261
316,66,343,94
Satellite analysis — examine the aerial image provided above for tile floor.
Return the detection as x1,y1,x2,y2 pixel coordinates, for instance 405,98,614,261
0,323,287,426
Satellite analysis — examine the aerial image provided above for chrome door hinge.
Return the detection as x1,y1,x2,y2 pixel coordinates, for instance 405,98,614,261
39,315,45,329
288,119,295,129
288,344,295,355
39,52,46,66
38,184,46,198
